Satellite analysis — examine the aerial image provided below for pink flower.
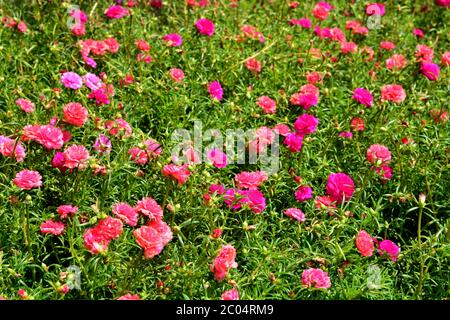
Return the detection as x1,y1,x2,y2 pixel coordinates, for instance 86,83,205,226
211,228,223,239
163,33,182,46
35,125,64,150
128,147,148,165
435,0,450,7
290,84,319,109
248,126,275,153
273,124,291,136
210,245,238,281
209,184,225,195
351,117,365,131
208,81,223,101
367,144,391,165
340,41,358,54
0,136,26,162
135,39,150,52
378,239,400,261
182,147,201,165
69,8,88,24
135,197,163,221
207,149,228,168
83,228,110,254
16,98,34,113
112,202,138,227
241,25,265,43
313,2,333,20
245,58,261,73
105,118,132,138
235,171,268,189
373,165,393,182
82,73,103,90
380,41,396,50
61,72,82,90
93,134,112,155
295,186,313,202
355,230,374,257
442,51,450,66
284,208,306,222
169,68,185,82
71,23,86,36
339,131,353,139
413,28,425,38
40,220,65,236
352,88,373,107
63,145,90,170
117,294,140,300
150,0,163,8
257,96,276,114
224,189,266,213
302,268,331,289
162,164,191,185
381,84,406,103
195,18,215,36
289,18,312,28
386,54,407,71
420,62,440,81
416,44,434,63
326,173,355,204
315,195,337,210
284,133,303,152
306,72,323,85
51,152,66,171
134,219,173,259
105,5,129,19
63,102,88,127
96,216,124,240
294,114,319,135
57,205,78,219
17,289,28,300
13,169,42,190
221,288,239,300
84,217,123,254
17,21,27,33
366,3,385,15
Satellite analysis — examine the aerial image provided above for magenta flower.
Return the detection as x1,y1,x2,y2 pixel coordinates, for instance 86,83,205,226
326,173,355,204
61,72,82,90
355,230,374,257
195,18,215,36
207,149,228,168
366,3,385,16
40,220,65,236
420,62,440,81
302,268,331,289
378,239,400,261
352,88,373,107
284,208,306,222
294,114,319,135
295,186,313,202
208,81,223,101
163,33,182,46
13,169,42,190
104,5,129,19
284,133,303,152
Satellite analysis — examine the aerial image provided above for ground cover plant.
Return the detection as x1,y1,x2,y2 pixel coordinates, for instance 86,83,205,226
0,0,449,300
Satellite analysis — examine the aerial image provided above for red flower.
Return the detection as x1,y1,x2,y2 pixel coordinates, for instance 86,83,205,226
134,219,173,259
355,230,374,257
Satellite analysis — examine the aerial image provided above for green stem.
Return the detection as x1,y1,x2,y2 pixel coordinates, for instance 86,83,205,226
415,205,425,299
